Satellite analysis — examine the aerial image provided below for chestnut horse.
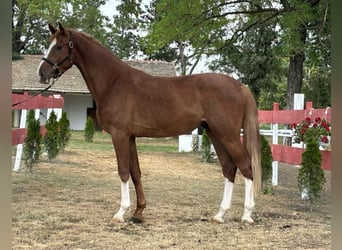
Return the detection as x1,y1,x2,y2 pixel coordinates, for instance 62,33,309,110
38,23,261,224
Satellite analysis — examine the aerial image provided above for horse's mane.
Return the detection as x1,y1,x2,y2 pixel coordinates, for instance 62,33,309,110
71,29,111,53
69,28,126,64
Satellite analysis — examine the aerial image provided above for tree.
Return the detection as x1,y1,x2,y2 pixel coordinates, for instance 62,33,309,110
58,111,71,152
84,117,95,142
298,128,326,209
209,22,286,107
43,111,60,161
145,0,215,75
200,129,212,163
105,0,144,59
23,110,42,172
260,135,273,194
145,0,330,106
12,0,108,56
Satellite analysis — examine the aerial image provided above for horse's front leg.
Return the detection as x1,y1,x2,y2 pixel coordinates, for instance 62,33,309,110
110,132,131,223
129,137,146,223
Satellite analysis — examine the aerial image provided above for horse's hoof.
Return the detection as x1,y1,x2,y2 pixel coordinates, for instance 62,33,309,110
212,216,224,224
110,215,125,224
241,216,254,224
129,215,144,224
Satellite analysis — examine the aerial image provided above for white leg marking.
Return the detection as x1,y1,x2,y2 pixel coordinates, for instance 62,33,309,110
241,178,255,223
37,38,57,77
213,178,234,223
113,181,130,223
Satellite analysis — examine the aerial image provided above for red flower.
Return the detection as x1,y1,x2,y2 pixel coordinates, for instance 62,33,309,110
305,117,311,123
315,117,321,123
291,123,297,129
313,123,318,128
321,136,329,143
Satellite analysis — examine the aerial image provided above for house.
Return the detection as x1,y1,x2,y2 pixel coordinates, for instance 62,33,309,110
12,55,176,130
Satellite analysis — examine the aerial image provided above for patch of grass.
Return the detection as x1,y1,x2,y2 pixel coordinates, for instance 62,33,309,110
136,143,178,153
68,131,113,151
68,131,179,153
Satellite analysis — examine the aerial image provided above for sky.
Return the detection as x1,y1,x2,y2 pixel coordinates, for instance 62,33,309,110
99,0,211,75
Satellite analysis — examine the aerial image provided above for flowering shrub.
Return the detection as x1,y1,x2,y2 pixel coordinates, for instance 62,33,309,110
291,117,331,145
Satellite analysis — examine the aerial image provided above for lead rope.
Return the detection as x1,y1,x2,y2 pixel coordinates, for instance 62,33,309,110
12,79,56,107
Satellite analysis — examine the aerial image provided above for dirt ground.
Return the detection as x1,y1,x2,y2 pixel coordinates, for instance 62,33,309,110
12,137,331,249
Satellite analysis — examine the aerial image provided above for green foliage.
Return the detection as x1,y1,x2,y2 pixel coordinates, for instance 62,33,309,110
84,117,95,142
260,135,273,194
210,23,286,104
106,0,143,59
58,111,71,152
43,111,60,161
23,110,42,172
302,67,331,108
12,0,108,54
298,128,326,208
200,129,212,163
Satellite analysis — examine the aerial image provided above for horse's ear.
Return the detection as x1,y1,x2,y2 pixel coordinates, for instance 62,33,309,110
48,23,57,34
58,22,65,34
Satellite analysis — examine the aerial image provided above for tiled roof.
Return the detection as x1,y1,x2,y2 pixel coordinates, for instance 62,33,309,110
12,55,176,94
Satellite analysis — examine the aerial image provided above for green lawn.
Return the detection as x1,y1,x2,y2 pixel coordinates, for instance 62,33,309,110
67,131,179,153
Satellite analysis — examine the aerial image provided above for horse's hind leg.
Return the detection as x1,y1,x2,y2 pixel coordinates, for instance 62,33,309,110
206,130,237,223
129,137,146,223
221,138,255,223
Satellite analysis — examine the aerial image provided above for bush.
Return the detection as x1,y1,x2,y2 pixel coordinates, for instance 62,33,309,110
298,128,326,209
200,129,212,163
23,110,42,172
43,111,60,161
260,135,273,194
59,111,71,152
84,117,95,142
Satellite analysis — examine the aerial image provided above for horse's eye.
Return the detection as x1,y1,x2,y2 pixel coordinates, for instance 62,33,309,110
56,45,63,50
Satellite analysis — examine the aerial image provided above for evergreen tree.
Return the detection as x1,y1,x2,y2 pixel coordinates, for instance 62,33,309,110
23,110,42,172
84,117,95,142
260,135,273,194
200,129,212,163
298,128,326,209
43,111,60,161
58,111,71,152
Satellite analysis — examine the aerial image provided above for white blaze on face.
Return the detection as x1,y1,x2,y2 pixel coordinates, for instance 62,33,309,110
37,38,57,77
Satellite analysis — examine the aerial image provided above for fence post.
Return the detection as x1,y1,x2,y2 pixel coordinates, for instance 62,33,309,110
13,109,27,172
271,102,279,186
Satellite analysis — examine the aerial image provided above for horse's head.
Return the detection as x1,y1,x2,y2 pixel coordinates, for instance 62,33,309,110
37,22,74,84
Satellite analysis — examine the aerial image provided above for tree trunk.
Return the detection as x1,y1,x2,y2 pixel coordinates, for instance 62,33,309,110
285,26,307,110
285,51,305,109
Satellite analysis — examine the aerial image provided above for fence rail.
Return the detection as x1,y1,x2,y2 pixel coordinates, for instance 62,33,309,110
258,102,331,172
12,92,64,171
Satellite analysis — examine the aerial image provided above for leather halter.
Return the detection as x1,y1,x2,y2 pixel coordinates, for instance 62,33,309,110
41,31,73,79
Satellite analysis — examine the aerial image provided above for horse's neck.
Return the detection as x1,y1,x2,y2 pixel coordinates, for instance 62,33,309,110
72,32,129,103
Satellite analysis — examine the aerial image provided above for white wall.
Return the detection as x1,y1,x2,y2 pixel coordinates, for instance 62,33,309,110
63,94,93,130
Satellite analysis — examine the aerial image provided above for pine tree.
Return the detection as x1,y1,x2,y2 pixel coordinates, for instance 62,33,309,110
43,111,60,161
23,110,42,172
84,117,95,142
200,129,212,163
59,111,71,152
260,135,273,194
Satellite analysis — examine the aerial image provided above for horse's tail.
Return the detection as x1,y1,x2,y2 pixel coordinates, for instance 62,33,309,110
242,86,261,195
